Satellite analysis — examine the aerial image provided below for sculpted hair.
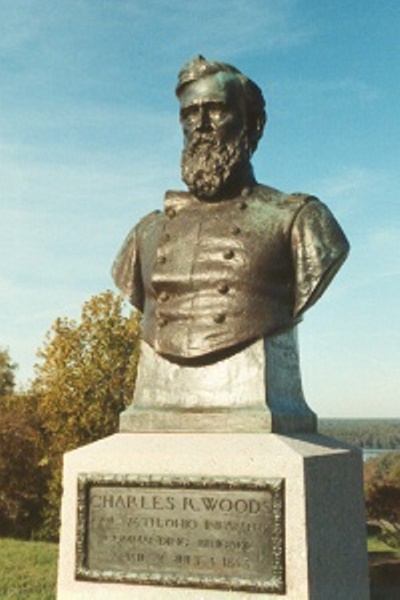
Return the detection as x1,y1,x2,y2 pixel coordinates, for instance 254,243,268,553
176,55,267,153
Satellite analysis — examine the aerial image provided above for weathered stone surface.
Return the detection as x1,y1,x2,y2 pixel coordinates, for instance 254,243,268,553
75,474,284,593
120,329,316,434
57,433,369,599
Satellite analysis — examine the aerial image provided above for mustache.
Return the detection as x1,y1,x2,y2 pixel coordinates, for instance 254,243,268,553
184,131,221,149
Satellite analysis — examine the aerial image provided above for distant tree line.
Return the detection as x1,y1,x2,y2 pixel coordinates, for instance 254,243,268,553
319,418,400,450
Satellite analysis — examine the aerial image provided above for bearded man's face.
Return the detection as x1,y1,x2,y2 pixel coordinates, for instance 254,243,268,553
179,73,251,199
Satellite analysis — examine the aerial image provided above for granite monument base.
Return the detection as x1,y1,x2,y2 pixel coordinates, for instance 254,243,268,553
57,433,369,599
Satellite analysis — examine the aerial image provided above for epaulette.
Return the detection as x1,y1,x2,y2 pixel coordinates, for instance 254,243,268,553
290,192,318,202
139,209,161,222
137,209,162,232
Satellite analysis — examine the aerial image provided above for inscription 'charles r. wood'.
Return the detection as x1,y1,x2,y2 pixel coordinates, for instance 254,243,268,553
76,474,284,593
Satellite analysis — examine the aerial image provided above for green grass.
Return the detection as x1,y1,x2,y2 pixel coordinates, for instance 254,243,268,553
0,537,58,599
0,535,398,598
368,535,400,557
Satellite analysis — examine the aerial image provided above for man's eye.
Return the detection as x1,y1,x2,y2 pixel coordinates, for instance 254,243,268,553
210,107,225,121
181,108,198,123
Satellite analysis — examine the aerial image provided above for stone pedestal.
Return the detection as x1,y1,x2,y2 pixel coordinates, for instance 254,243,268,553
57,433,369,599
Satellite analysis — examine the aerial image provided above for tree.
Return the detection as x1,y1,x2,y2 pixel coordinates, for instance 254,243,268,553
366,484,400,549
33,290,141,539
0,349,46,538
0,393,46,538
364,451,400,549
0,347,17,397
364,451,400,489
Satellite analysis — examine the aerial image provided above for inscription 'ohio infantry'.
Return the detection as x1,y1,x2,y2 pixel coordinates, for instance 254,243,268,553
76,474,285,593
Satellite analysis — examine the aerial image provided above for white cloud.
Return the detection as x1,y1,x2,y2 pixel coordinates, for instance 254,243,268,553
0,0,312,70
201,1,309,55
305,78,381,104
307,166,398,225
314,166,383,201
116,0,311,59
368,226,400,252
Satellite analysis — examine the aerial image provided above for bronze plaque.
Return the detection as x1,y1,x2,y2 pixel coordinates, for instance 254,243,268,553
76,474,284,593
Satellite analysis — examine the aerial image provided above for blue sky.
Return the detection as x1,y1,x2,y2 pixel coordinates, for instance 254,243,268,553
1,0,399,418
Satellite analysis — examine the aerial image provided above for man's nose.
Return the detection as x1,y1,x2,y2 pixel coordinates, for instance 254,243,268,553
196,106,212,131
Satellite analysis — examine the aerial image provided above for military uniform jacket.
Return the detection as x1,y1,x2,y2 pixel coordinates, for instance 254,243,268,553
112,185,349,359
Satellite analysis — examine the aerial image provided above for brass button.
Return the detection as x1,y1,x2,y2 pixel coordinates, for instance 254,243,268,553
158,316,168,327
166,207,176,218
158,291,170,302
231,225,241,235
157,255,167,264
213,313,226,324
238,200,247,210
223,249,234,259
218,283,229,294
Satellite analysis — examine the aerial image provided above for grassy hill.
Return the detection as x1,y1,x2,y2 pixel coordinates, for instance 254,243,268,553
0,538,57,599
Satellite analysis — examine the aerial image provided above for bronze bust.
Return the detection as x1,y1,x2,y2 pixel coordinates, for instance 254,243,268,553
112,57,349,433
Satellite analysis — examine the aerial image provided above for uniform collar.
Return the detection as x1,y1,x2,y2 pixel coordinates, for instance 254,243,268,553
164,186,258,212
164,174,258,212
164,190,196,212
164,163,258,212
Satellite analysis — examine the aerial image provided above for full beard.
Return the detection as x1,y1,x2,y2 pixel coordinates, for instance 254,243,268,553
181,130,250,200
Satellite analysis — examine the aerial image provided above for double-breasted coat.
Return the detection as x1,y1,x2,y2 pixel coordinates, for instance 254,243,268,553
112,184,349,360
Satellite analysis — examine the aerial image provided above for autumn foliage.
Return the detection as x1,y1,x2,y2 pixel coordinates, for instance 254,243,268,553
31,290,140,539
364,451,400,549
34,290,140,451
0,292,140,540
0,352,46,538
